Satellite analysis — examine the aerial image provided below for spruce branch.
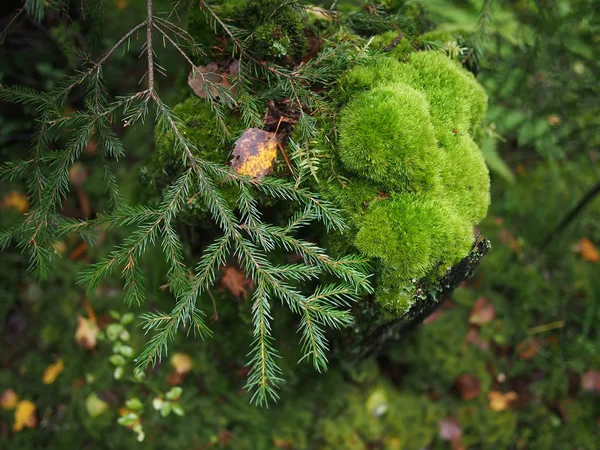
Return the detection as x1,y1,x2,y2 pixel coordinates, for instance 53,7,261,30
1,0,374,406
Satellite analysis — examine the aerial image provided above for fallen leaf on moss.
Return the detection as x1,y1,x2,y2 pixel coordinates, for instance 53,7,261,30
581,371,600,392
488,390,518,411
42,359,64,384
188,63,232,99
469,297,495,326
577,238,600,263
465,327,490,351
171,353,192,374
1,389,19,409
230,128,277,179
456,373,481,400
13,400,37,431
2,191,29,213
273,437,294,449
439,416,462,441
220,265,253,298
75,315,99,350
517,338,546,360
168,353,192,385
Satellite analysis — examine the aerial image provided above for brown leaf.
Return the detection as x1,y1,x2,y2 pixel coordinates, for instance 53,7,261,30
517,339,546,361
273,437,294,449
469,297,495,326
42,359,64,384
1,389,19,410
188,63,232,99
439,416,462,441
488,390,518,411
230,128,278,179
13,400,37,432
577,238,600,263
581,371,600,392
456,374,481,400
220,265,253,297
465,327,490,351
69,163,87,186
75,315,99,350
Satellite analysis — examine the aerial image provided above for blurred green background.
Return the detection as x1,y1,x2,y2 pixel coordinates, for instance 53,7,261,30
1,0,599,448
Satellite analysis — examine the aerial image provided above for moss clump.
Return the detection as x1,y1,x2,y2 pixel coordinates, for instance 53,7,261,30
244,0,306,62
338,84,441,193
371,31,414,59
143,97,240,200
328,50,490,314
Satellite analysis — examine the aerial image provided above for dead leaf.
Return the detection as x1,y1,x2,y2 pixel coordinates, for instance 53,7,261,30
13,400,37,431
220,265,253,298
498,229,521,252
42,359,64,384
439,416,462,441
577,238,600,263
230,128,278,179
517,339,546,360
171,353,192,374
488,391,518,411
273,437,294,449
465,327,490,351
2,191,29,213
546,115,561,126
456,374,481,400
469,297,495,326
169,353,192,385
581,371,600,392
188,63,232,99
1,389,19,410
75,315,99,350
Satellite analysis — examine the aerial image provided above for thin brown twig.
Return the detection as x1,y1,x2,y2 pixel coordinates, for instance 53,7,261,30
146,0,155,92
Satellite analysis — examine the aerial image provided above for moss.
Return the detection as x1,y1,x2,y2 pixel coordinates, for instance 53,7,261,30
400,51,488,133
371,31,414,59
143,97,240,204
325,50,490,315
244,0,307,62
338,84,442,193
438,132,491,224
337,57,418,103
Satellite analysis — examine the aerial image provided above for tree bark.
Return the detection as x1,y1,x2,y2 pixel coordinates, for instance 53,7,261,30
337,237,491,362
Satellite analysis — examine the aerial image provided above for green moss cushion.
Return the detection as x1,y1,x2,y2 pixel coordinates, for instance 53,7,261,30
338,84,441,193
331,50,490,314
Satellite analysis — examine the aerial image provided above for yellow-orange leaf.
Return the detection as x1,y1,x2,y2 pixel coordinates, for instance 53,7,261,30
13,400,37,432
2,191,29,213
1,389,19,410
578,238,600,263
488,391,518,411
231,128,277,179
75,315,99,350
42,359,64,384
171,353,192,375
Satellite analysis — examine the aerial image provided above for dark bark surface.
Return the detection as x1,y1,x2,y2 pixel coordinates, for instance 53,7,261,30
337,237,491,363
